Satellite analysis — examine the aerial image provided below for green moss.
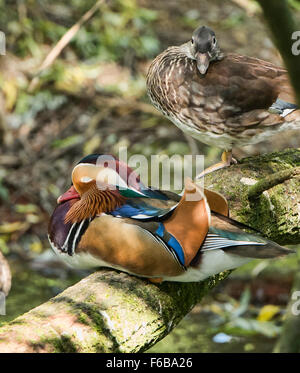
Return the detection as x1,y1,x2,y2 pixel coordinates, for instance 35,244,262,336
29,335,78,353
204,149,300,245
67,300,120,352
85,294,96,303
77,312,90,326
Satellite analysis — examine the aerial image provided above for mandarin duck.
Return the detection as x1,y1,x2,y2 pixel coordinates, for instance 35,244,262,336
147,26,299,177
48,154,293,283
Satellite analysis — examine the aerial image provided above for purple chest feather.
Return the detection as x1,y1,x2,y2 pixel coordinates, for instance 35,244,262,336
48,201,73,250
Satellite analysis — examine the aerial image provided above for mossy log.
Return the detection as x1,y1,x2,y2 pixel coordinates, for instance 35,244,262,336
204,148,300,245
0,149,299,353
0,270,228,352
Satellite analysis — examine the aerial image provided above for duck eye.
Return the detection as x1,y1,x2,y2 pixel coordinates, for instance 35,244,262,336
212,36,216,46
191,38,194,45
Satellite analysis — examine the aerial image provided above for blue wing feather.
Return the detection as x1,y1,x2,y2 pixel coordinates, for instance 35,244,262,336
111,198,176,219
111,184,178,220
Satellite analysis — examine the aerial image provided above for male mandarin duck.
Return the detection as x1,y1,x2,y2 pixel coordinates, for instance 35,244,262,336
147,26,299,176
48,154,293,283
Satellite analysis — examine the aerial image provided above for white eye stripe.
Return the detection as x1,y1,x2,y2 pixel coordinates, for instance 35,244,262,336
81,176,93,183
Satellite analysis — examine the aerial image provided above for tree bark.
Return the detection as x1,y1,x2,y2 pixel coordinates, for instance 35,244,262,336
0,149,299,353
0,270,228,353
204,148,300,245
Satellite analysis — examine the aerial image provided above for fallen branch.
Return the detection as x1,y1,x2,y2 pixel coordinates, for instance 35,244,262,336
28,0,107,91
247,166,300,201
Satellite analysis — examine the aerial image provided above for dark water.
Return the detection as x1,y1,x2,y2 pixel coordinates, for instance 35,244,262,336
148,311,276,353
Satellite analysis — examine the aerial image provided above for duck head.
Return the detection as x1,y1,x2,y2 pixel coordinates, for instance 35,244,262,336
189,26,224,75
57,154,142,224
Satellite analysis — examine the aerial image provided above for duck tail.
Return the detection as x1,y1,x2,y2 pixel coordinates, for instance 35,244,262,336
204,222,295,259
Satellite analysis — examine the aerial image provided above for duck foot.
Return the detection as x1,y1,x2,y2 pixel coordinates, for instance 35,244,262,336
268,98,298,117
196,150,237,179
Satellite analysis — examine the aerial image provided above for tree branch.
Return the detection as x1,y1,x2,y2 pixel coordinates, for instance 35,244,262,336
0,270,228,352
204,148,300,245
247,166,300,201
0,149,299,352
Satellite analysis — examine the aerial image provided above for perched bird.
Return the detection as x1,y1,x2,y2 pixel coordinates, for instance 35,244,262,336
147,25,299,176
48,154,293,283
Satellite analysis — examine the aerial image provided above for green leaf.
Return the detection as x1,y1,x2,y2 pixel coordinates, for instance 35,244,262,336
51,135,82,149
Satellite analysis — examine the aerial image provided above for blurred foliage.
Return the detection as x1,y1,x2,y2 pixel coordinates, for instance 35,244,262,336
0,262,81,326
288,0,300,11
0,0,160,63
0,169,9,201
149,288,285,353
0,0,299,353
212,289,282,338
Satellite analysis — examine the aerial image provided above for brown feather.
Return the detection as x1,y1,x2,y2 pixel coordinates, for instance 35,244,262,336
204,188,229,217
164,179,210,266
77,214,185,277
147,47,299,148
65,182,126,224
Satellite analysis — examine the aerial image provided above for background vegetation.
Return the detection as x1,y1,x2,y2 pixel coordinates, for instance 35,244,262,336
0,0,299,352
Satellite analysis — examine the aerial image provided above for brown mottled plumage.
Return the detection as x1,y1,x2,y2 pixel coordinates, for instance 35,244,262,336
147,26,299,174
